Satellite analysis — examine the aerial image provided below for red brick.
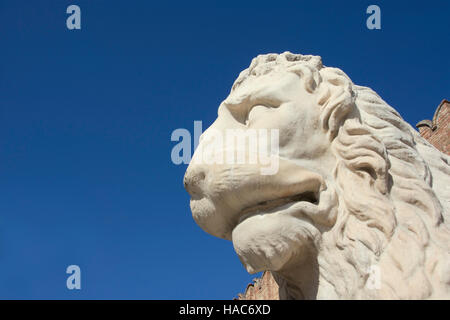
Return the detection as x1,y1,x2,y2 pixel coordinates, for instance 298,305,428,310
416,99,449,155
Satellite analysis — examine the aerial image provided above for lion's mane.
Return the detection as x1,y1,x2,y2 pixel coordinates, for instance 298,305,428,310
232,52,450,299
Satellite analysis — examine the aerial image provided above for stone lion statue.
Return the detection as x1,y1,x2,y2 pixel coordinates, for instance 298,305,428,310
184,52,450,299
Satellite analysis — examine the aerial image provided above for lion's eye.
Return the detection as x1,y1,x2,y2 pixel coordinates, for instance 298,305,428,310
246,104,271,125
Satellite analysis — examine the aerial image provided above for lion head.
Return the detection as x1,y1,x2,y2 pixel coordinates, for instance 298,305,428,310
184,52,450,299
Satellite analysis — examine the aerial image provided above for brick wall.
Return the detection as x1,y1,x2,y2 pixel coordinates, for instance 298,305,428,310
235,271,279,300
416,99,450,155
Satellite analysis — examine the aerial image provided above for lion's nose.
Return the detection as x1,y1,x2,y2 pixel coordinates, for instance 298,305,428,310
184,165,206,197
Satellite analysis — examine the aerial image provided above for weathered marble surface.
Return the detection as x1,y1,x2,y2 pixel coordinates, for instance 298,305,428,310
184,52,450,299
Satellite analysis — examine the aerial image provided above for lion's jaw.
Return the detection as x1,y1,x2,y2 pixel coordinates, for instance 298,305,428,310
186,159,340,300
231,182,340,299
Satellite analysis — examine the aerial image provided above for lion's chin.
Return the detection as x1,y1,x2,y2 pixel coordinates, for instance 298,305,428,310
231,211,320,274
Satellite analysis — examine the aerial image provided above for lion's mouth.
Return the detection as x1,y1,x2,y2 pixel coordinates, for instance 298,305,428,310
187,158,328,240
237,190,319,226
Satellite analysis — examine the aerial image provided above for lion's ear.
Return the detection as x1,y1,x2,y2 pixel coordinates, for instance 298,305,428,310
352,161,389,195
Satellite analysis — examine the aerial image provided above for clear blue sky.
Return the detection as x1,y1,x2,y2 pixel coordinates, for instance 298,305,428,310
0,0,448,299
